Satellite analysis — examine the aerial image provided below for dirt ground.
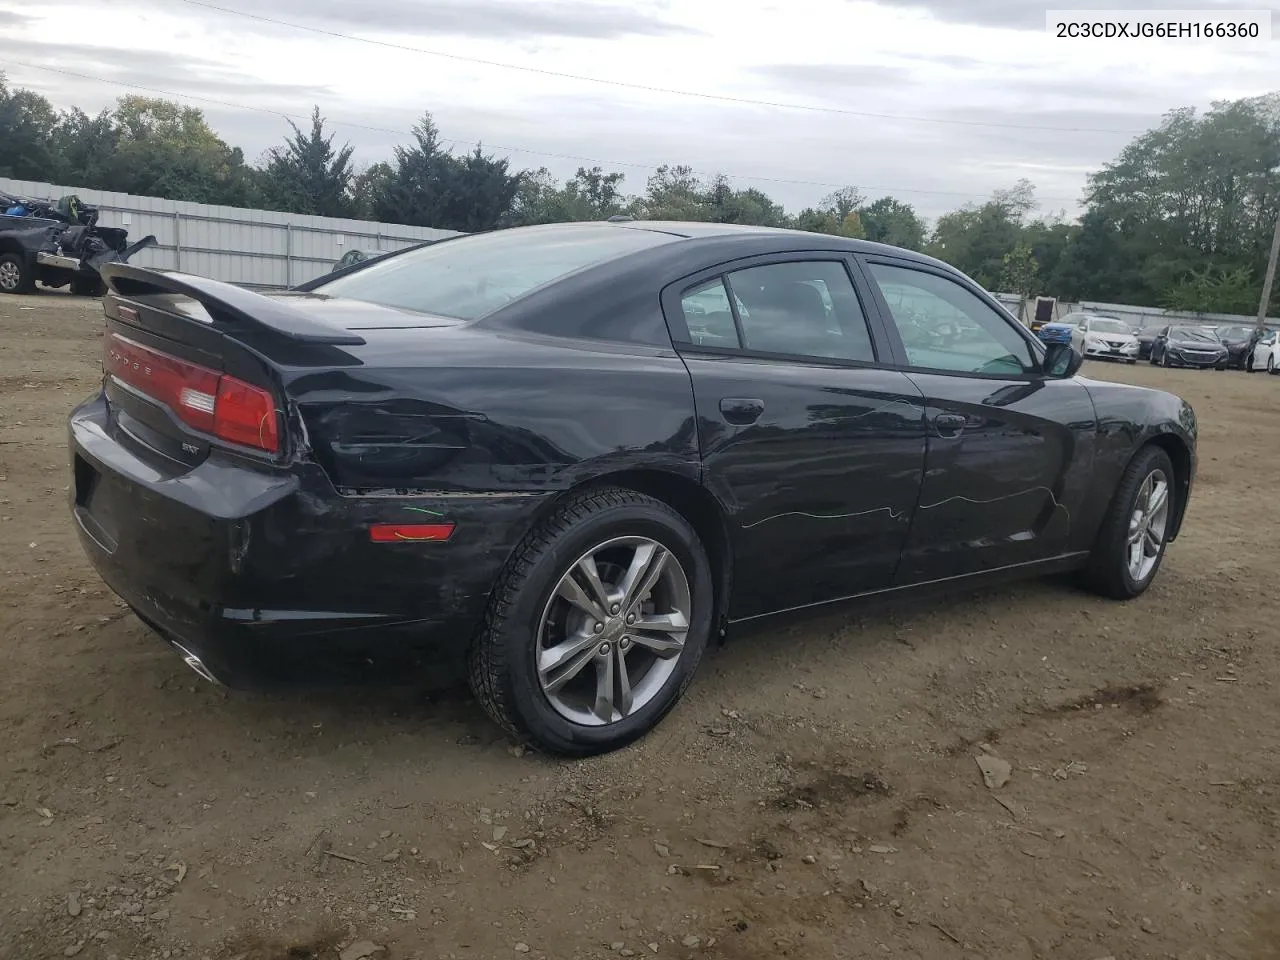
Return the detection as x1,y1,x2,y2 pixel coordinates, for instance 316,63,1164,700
2,291,1279,960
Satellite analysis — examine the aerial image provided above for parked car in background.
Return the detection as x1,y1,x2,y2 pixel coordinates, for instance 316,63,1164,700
69,221,1197,755
1073,315,1139,363
1035,321,1074,346
1247,327,1280,373
1057,311,1090,327
1214,324,1260,370
1134,323,1165,361
1149,325,1229,369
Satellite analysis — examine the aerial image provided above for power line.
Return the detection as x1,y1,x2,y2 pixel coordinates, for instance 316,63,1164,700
176,0,1145,137
9,60,1085,205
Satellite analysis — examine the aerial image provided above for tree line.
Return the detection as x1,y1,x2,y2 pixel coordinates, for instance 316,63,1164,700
2,73,1277,314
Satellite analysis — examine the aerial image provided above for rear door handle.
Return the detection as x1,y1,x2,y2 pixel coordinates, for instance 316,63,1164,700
932,413,967,437
719,397,765,425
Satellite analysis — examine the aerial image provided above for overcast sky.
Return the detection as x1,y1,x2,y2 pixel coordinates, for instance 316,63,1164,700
1,0,1277,220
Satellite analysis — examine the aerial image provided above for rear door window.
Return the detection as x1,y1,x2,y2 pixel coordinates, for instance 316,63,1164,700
723,260,877,362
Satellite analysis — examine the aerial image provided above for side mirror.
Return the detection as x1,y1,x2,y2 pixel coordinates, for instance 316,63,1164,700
1042,341,1084,378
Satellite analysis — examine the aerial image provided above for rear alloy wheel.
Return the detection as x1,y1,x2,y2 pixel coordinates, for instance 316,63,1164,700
0,253,34,294
1080,446,1175,600
536,535,691,725
469,487,713,756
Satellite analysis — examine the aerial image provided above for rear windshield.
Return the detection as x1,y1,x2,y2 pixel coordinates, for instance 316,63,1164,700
313,224,677,320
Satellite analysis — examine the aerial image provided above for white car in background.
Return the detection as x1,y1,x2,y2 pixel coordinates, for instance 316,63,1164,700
1070,315,1140,364
1247,327,1280,373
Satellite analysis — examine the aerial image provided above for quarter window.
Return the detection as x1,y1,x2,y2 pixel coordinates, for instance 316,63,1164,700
867,263,1034,375
679,279,740,348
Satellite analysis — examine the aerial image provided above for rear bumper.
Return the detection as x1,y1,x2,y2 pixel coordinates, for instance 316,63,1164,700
69,393,547,687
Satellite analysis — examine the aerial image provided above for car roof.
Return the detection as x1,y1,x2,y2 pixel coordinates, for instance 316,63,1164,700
450,221,971,343
606,220,956,269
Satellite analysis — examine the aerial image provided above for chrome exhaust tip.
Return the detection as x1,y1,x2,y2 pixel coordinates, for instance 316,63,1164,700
170,642,223,685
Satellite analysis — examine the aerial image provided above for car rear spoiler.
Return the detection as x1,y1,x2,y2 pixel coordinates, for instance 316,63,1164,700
99,263,366,346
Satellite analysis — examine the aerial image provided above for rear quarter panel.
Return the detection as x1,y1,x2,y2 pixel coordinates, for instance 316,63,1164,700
288,325,700,498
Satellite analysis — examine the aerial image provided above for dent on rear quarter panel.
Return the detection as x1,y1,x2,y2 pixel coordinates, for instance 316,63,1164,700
284,326,700,497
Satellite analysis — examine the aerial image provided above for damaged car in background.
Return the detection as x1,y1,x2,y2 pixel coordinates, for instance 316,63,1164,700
0,192,156,296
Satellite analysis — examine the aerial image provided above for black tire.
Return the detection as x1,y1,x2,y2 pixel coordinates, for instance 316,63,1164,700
1161,351,1171,368
1269,356,1276,375
1079,445,1176,601
70,276,106,297
468,486,714,757
1126,359,1136,365
0,253,34,294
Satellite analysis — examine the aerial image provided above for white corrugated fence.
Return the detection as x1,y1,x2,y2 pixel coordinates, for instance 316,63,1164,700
0,177,460,289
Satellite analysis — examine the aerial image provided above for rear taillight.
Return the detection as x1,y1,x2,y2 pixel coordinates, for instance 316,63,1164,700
105,333,281,453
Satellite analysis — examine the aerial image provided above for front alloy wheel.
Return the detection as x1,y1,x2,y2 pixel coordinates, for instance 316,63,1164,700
1080,445,1176,600
1125,469,1170,585
537,536,691,726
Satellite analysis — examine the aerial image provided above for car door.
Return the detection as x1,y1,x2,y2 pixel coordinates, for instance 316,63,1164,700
858,256,1097,584
1152,326,1171,363
1071,317,1089,351
662,254,928,620
1258,331,1278,370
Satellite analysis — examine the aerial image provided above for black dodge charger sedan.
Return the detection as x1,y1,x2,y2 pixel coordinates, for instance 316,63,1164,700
70,222,1197,755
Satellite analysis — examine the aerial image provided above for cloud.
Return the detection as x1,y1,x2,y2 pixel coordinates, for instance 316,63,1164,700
753,63,914,91
872,0,1280,30
0,37,333,101
2,0,1274,226
123,0,698,41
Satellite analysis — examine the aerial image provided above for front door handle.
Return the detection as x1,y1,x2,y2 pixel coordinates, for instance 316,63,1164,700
719,397,765,425
933,413,967,437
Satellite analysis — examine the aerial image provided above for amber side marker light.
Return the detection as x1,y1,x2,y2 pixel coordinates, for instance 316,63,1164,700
368,523,456,543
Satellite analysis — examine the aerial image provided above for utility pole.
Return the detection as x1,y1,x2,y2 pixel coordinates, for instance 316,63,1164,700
1259,204,1280,331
